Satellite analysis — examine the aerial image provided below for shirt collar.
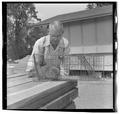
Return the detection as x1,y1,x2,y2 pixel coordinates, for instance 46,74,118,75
43,35,65,48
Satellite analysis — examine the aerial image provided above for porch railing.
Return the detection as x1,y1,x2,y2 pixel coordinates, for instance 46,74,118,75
62,54,105,78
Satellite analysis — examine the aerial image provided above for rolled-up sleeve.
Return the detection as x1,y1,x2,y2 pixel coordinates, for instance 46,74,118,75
26,38,44,72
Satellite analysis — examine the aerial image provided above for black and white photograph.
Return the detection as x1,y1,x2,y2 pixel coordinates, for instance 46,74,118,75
3,2,117,111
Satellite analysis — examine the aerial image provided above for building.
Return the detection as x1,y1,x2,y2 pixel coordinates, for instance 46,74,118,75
35,5,113,75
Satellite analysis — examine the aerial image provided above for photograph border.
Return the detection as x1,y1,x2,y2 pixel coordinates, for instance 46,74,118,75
2,1,117,112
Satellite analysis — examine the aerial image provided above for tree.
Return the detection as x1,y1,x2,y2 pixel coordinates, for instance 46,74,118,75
7,3,41,60
87,3,112,9
26,25,48,54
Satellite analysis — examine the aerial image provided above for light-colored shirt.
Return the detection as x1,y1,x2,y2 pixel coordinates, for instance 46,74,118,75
26,35,70,75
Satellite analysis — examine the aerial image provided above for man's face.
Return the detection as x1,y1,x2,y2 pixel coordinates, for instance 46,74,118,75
50,34,62,44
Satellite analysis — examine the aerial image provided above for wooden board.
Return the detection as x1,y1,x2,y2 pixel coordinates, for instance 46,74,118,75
41,88,78,109
7,77,33,88
7,73,27,78
8,75,28,82
7,73,32,88
65,101,76,109
7,81,43,94
20,81,77,109
7,81,77,109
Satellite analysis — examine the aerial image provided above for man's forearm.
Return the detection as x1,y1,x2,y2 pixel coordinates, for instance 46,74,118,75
33,54,42,79
34,63,42,79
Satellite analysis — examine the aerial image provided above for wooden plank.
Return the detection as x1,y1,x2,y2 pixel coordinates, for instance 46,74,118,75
23,83,77,109
19,81,77,109
7,77,33,88
41,88,78,109
7,81,76,109
7,81,77,109
8,75,30,84
7,73,27,78
7,81,43,94
65,101,76,109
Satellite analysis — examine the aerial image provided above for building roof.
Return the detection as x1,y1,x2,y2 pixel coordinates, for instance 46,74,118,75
35,5,112,26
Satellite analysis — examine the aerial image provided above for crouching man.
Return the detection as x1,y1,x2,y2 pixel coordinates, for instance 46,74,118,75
26,21,70,81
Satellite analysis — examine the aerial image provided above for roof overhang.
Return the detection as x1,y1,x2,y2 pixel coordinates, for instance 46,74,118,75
34,5,113,27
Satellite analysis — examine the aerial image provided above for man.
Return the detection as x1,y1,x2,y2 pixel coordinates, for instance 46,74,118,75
26,21,70,81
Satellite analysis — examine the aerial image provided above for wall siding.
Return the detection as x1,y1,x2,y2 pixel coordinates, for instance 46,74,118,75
69,21,82,46
82,20,96,46
63,16,113,54
96,16,113,45
63,16,113,71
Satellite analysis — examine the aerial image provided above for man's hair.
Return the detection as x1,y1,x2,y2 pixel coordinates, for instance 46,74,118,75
49,21,64,36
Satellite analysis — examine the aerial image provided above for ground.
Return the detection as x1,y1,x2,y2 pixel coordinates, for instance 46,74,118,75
7,56,113,109
74,80,113,109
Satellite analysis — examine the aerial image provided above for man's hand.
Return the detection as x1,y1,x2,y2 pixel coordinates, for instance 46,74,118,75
47,66,60,79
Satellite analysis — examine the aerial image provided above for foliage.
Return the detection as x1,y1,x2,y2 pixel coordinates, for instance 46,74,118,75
7,3,41,60
26,25,48,53
87,3,112,9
